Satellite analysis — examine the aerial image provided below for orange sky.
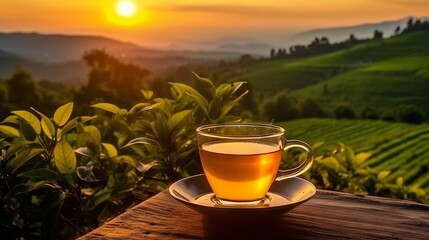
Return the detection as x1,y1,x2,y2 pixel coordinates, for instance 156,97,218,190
1,0,428,48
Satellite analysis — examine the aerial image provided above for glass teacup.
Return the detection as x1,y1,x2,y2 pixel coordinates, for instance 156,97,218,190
197,123,313,206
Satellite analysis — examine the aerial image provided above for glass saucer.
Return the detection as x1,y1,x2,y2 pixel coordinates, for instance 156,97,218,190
168,174,316,217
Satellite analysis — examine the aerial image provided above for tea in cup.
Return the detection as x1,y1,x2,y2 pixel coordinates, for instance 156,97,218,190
197,123,313,206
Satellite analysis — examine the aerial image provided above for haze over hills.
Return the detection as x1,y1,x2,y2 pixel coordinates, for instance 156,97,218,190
286,16,429,46
0,16,427,85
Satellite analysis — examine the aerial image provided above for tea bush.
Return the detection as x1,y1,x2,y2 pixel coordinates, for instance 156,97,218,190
0,73,248,239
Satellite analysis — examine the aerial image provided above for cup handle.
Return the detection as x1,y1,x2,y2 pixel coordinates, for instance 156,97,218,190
276,139,314,181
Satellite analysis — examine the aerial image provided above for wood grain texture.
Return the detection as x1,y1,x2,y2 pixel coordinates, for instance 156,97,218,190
78,190,429,240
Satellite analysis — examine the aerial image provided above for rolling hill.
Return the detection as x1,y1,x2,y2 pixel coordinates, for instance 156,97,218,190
226,30,429,118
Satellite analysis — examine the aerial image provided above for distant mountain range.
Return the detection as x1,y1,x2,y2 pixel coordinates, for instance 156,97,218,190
286,16,429,46
1,16,427,84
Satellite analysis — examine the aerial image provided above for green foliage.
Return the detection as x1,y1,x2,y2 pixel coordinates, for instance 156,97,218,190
307,142,428,204
0,74,247,239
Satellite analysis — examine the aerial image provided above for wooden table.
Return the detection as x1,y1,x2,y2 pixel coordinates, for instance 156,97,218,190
78,189,429,240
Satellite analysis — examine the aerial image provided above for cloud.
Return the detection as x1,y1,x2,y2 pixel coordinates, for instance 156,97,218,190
149,4,295,16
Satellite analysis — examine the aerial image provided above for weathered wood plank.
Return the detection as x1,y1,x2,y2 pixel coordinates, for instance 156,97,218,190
78,190,429,240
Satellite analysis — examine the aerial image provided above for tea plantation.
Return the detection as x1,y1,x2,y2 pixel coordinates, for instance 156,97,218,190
281,118,429,188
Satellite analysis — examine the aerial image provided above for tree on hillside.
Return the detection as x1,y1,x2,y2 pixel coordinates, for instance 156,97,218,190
6,69,41,108
74,49,151,110
299,98,325,118
261,91,301,121
373,30,383,40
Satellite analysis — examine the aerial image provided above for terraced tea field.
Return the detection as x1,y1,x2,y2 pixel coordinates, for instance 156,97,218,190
281,119,429,188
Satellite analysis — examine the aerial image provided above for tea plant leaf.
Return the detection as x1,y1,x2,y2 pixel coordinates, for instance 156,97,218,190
32,108,56,139
219,90,249,118
61,116,96,135
86,188,111,210
396,176,404,187
0,125,20,137
91,103,120,114
1,115,20,124
8,148,45,174
169,82,209,116
74,147,95,157
54,138,76,174
321,157,340,171
18,168,62,181
140,90,153,100
355,152,371,165
6,140,37,157
12,110,41,135
112,155,136,167
76,165,97,182
168,109,192,130
192,72,216,100
83,125,102,152
53,102,73,127
129,103,152,115
102,143,118,157
377,170,391,181
122,137,162,150
135,162,155,174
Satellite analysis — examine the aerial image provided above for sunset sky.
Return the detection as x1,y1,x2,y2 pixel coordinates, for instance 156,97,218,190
1,0,428,49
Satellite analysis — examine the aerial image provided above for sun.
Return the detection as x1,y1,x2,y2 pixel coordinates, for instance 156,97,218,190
115,0,137,18
107,0,145,26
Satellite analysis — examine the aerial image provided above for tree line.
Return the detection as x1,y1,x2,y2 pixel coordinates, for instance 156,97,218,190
270,17,429,59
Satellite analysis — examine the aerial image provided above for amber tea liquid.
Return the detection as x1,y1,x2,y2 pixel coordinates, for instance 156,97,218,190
199,141,282,201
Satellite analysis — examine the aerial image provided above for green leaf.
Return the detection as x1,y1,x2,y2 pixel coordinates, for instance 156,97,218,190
1,115,20,124
102,143,118,157
61,116,96,135
140,90,154,100
7,140,37,157
218,90,249,118
136,162,155,174
8,148,45,174
91,103,120,114
193,72,216,100
77,165,97,182
54,138,76,174
168,109,192,130
62,174,75,186
355,152,371,165
321,157,340,171
396,177,404,188
129,103,152,115
0,125,20,137
18,168,61,181
32,108,56,139
169,82,209,116
86,188,111,210
12,110,41,135
112,155,136,167
75,147,95,157
343,144,356,167
83,125,102,152
54,102,73,127
377,170,391,181
122,137,161,149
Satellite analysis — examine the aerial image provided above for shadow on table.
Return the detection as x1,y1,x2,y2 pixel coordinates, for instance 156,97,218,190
202,215,311,240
